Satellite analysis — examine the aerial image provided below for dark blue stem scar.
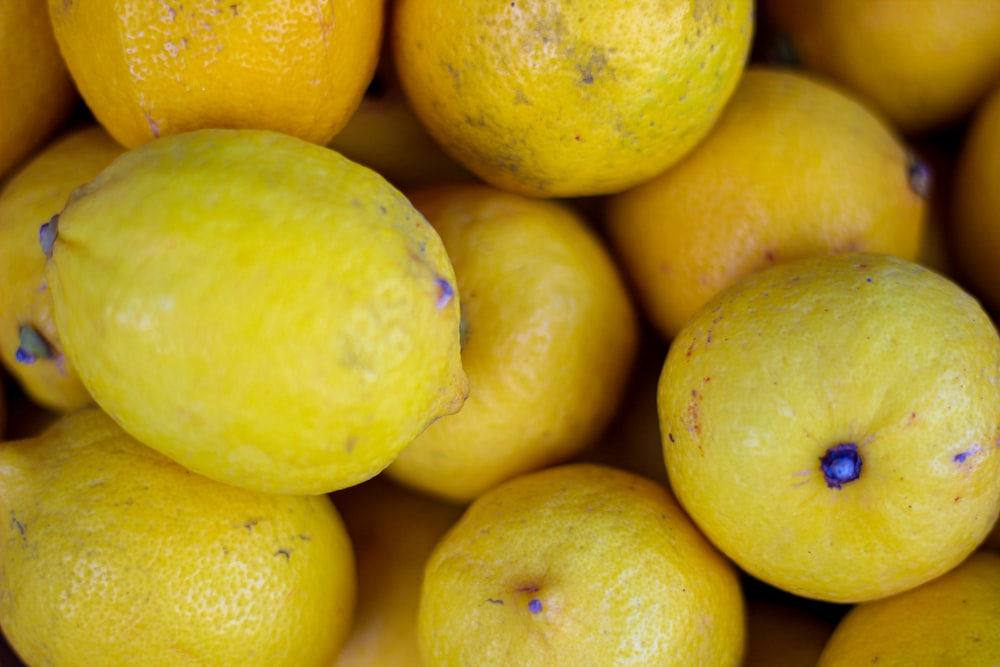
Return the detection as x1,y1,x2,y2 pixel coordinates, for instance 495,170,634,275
820,443,862,489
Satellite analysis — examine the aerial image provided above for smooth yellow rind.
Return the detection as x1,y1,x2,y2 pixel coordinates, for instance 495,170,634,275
45,129,468,494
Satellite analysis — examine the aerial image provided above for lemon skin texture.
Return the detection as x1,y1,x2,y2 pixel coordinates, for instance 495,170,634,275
765,0,1000,135
0,407,356,667
46,0,383,148
606,66,927,340
817,550,1000,666
392,0,754,197
386,184,639,502
43,129,468,495
659,253,1000,603
0,0,78,178
418,463,746,667
0,125,124,412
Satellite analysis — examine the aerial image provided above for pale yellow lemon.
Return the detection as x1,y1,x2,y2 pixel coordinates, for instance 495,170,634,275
418,462,746,666
385,184,638,502
817,550,1000,665
392,0,753,197
606,66,927,340
659,253,1000,603
43,129,468,495
764,0,1000,134
332,477,463,667
0,406,356,667
0,0,78,178
952,81,1000,316
0,125,124,412
47,0,383,148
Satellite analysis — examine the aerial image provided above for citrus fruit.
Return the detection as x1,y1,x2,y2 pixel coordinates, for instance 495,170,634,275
659,253,1000,603
43,128,468,495
332,477,462,667
0,124,124,412
385,183,638,502
606,66,928,340
952,80,1000,316
392,0,754,197
418,462,746,666
816,550,1000,665
46,0,383,148
764,0,1000,134
328,36,471,189
0,0,78,178
0,406,356,667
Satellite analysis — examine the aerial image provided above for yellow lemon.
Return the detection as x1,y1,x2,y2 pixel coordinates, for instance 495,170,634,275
328,39,472,190
659,253,1000,603
764,0,1000,135
43,129,468,495
606,66,928,340
392,0,754,197
817,550,1000,665
332,477,463,667
0,406,356,667
952,81,1000,316
0,0,78,178
47,0,383,148
385,184,638,502
418,462,746,666
0,125,124,412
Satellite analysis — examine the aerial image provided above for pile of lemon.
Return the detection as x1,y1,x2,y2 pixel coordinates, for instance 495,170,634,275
2,1,1000,665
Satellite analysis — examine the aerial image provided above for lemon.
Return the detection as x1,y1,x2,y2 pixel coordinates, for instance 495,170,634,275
606,66,928,340
43,129,468,495
952,81,1000,316
659,253,1000,603
0,406,356,667
418,462,746,666
328,43,472,190
392,0,753,197
385,184,638,502
817,550,1000,665
332,477,462,667
0,125,124,412
0,0,78,178
764,0,1000,134
47,0,383,148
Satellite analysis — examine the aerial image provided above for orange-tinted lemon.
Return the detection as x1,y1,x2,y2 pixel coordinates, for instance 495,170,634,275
47,0,383,148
